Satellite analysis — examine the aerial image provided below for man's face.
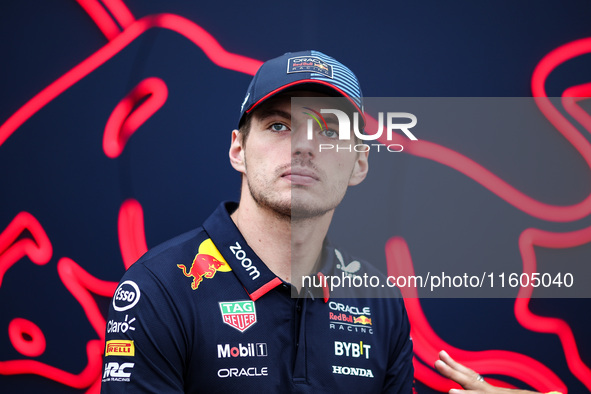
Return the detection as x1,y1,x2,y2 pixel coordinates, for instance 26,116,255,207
230,90,368,219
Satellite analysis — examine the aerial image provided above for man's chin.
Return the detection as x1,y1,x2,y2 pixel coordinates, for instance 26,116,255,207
252,197,291,219
290,203,332,221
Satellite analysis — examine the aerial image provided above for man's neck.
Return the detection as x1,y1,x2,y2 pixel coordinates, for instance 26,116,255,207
230,194,332,288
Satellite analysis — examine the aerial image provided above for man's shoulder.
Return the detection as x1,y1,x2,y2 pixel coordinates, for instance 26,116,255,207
139,227,204,262
115,223,240,307
131,201,237,273
122,227,211,286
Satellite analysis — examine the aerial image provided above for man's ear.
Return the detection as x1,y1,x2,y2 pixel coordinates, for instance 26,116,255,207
348,150,369,186
229,129,246,174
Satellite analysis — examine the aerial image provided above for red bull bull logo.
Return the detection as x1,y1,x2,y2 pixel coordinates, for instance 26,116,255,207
354,316,372,326
177,239,231,290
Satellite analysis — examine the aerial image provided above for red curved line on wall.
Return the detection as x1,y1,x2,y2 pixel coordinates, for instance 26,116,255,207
4,257,119,389
0,339,103,388
516,227,591,391
515,39,591,391
74,0,134,39
103,77,168,158
153,14,262,73
366,108,591,223
101,0,135,28
85,377,102,394
562,83,591,135
8,318,46,358
533,38,591,141
0,212,52,287
385,236,567,393
363,39,591,224
0,14,262,149
57,257,118,339
52,257,119,390
0,13,261,391
0,217,110,390
118,199,148,269
74,0,122,40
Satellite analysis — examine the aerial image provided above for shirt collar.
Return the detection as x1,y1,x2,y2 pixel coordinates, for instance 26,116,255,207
203,202,282,301
316,239,339,275
314,240,337,301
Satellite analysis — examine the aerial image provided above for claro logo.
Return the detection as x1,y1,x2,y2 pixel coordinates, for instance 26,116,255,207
229,241,260,280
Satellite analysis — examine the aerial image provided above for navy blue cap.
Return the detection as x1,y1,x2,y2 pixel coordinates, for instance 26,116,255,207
238,50,364,127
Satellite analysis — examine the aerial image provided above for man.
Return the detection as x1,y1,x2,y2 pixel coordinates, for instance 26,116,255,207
101,50,414,393
100,50,560,393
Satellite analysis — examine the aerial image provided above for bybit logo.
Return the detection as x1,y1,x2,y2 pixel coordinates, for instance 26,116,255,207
334,341,371,359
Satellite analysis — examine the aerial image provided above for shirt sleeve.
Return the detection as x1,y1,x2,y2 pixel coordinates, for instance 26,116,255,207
100,263,188,393
381,298,415,393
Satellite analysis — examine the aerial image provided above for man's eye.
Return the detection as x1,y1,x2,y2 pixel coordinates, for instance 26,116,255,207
321,129,338,139
270,123,288,132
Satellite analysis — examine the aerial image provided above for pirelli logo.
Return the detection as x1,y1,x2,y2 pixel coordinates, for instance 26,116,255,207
105,340,135,357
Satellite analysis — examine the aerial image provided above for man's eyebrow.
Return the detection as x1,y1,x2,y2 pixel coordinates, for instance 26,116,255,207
321,114,339,126
257,109,291,121
323,116,339,124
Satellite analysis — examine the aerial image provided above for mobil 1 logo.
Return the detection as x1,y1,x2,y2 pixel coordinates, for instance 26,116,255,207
217,343,268,358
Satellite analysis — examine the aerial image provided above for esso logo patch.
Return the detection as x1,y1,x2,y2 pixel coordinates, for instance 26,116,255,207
113,281,141,312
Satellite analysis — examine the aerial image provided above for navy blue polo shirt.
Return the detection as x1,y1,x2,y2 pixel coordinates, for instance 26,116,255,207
101,202,413,393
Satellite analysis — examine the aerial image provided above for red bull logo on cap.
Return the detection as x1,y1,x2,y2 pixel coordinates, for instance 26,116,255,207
287,56,333,78
177,239,231,290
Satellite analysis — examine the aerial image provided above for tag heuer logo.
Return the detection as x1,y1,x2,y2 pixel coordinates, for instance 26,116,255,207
219,300,257,332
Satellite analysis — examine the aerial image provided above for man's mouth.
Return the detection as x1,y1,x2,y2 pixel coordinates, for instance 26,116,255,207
282,168,319,186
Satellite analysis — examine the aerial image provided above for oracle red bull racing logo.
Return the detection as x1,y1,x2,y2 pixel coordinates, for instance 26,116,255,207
177,239,231,290
329,301,373,334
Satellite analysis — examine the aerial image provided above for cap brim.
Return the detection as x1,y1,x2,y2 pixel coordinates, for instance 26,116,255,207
243,79,364,127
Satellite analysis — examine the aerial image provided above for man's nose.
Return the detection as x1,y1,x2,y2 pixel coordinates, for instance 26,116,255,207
291,120,316,157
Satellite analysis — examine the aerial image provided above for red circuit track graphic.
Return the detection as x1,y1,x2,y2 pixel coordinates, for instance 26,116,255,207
0,212,52,288
0,0,590,392
380,37,591,393
103,77,168,158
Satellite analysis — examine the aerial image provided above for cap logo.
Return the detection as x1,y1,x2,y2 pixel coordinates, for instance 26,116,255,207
287,56,333,78
241,92,250,113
